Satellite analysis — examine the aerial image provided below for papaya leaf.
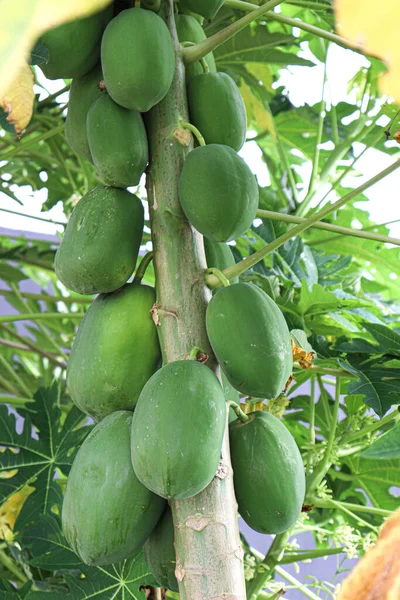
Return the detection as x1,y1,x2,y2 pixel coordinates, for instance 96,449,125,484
339,359,400,417
0,385,91,531
342,454,400,511
28,39,48,66
362,323,400,355
361,422,400,460
0,582,32,600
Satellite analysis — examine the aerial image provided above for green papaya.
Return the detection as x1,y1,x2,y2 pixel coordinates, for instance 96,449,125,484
230,411,305,533
206,283,292,398
144,508,179,592
62,411,165,566
65,64,103,162
203,238,238,284
131,360,226,499
187,73,247,151
175,14,216,80
87,94,148,188
179,0,224,19
178,6,204,24
101,8,175,111
54,186,144,295
67,283,160,421
179,144,258,242
41,5,112,80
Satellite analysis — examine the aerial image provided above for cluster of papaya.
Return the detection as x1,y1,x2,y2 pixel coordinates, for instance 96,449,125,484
43,0,306,589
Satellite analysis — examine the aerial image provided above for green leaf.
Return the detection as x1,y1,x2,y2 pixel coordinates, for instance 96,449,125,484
0,385,91,530
361,421,400,459
28,39,49,66
290,329,314,353
0,582,32,600
343,455,400,510
363,323,400,355
0,108,16,134
339,359,400,416
0,263,27,282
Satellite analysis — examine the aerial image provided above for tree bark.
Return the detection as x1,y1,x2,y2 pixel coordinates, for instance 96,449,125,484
145,2,246,599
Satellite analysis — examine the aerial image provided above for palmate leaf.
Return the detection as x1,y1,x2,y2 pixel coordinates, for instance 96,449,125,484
363,323,400,355
361,422,400,459
0,385,91,530
342,454,400,511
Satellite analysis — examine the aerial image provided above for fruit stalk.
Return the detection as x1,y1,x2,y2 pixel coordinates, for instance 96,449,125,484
145,2,246,599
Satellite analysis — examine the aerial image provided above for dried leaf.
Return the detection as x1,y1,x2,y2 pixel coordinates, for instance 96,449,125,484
335,0,400,103
0,0,111,97
0,63,34,134
337,507,400,600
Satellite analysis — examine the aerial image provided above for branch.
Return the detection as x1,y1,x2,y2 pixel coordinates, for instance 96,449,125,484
182,0,285,65
205,158,400,287
310,498,392,518
0,312,84,324
256,209,400,246
0,327,68,369
246,531,292,600
0,288,90,305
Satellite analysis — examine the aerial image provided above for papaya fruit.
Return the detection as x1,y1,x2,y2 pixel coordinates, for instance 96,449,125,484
101,8,175,112
175,14,216,80
179,144,258,242
144,508,179,592
65,64,103,162
41,5,112,80
178,6,204,24
179,0,224,20
87,94,148,188
54,186,144,295
206,283,292,399
187,73,247,151
203,238,238,284
67,283,160,421
62,411,165,566
131,360,226,499
230,411,305,533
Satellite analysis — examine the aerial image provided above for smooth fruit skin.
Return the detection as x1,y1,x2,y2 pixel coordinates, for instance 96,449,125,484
179,144,258,242
62,411,165,566
206,283,292,399
131,360,226,500
41,6,112,80
187,73,247,151
87,94,149,188
203,238,238,284
67,283,160,421
175,14,216,80
65,64,103,162
179,0,224,19
230,411,305,534
144,508,179,592
54,186,144,295
101,8,175,112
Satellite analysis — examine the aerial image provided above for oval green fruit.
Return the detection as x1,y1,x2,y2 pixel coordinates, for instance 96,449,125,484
131,360,226,499
67,283,160,421
179,0,224,19
179,144,258,242
178,6,204,24
230,411,305,533
144,508,179,592
41,6,112,79
87,94,148,188
187,73,247,150
65,64,103,162
101,8,175,111
175,14,215,80
54,186,144,295
206,283,292,398
62,411,165,566
203,238,238,284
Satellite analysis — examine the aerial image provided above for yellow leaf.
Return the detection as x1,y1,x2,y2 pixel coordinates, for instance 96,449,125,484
0,485,34,540
0,0,112,98
1,64,35,134
335,0,400,103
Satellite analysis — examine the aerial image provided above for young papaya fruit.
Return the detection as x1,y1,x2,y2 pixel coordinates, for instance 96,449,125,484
67,283,161,421
41,5,112,80
187,73,247,151
101,8,175,112
144,508,179,592
175,14,216,80
54,186,144,295
179,144,258,242
87,94,148,188
178,5,204,24
131,360,226,499
179,0,224,20
65,64,103,162
203,238,238,284
62,411,165,566
206,283,292,399
230,411,305,533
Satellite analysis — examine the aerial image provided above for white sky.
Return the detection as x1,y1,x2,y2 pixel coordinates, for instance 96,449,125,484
1,43,400,238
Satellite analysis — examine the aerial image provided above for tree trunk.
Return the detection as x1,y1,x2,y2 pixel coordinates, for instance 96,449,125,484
145,2,246,599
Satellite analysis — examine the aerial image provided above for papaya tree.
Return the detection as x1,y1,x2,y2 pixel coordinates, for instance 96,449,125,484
1,1,400,599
